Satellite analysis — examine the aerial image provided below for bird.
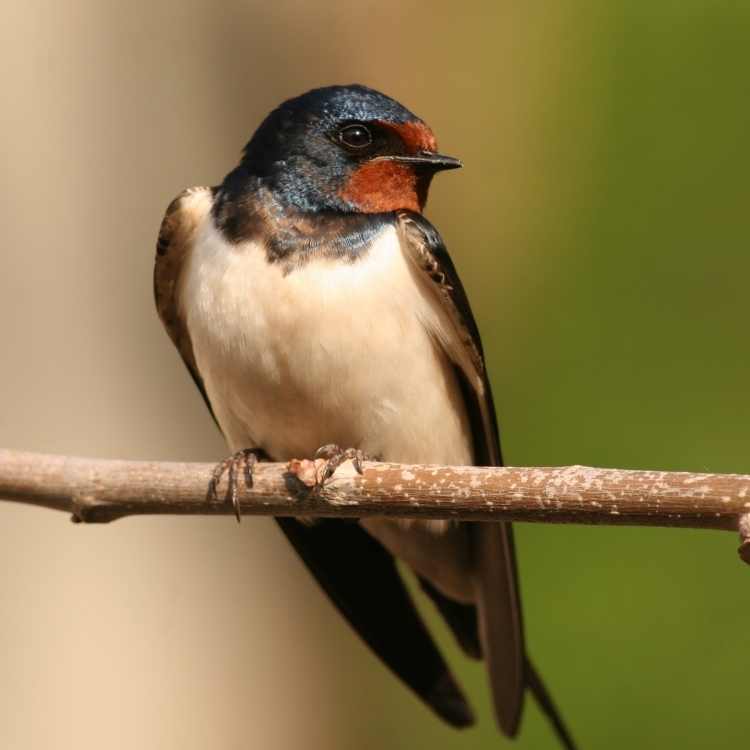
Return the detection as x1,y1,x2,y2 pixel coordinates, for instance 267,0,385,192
154,84,575,748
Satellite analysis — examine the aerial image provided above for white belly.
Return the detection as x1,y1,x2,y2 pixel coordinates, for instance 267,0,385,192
180,220,473,466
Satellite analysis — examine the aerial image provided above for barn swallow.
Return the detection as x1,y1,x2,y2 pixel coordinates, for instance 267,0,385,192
154,85,575,747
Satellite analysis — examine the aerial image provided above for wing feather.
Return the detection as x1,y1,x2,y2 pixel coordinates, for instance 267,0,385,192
154,186,217,422
276,518,474,727
397,211,574,747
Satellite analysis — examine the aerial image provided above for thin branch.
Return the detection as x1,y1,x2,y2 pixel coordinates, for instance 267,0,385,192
1,447,750,547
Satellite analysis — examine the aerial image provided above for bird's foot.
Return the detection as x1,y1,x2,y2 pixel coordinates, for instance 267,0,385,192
286,445,372,492
206,448,265,522
313,444,369,486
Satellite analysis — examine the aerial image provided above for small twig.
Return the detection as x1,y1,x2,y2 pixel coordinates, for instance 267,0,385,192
1,448,749,565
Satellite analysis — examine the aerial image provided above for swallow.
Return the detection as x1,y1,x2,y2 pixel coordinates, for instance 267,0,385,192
154,84,575,748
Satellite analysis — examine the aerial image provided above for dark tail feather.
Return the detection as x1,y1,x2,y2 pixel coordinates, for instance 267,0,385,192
473,523,526,736
526,659,578,750
418,576,482,660
276,518,475,728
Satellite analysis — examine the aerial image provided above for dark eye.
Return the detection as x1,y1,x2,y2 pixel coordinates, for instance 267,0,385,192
338,123,372,149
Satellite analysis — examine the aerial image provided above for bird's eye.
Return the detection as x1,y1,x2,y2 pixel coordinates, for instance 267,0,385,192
338,123,372,149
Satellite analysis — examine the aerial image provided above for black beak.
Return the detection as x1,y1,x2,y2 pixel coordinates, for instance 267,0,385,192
374,152,463,171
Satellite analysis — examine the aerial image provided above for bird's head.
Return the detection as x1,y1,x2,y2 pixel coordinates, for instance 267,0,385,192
239,84,461,214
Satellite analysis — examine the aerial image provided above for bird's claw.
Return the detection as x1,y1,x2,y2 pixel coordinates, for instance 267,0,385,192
206,448,262,522
313,444,369,485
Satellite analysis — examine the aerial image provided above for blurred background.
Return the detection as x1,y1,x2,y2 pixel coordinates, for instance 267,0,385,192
1,1,748,748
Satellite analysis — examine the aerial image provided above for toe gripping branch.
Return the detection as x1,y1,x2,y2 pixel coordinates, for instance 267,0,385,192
285,445,370,494
314,444,368,484
206,445,368,521
207,448,265,522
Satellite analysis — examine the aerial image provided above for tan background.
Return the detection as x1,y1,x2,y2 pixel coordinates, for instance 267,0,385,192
2,2,749,749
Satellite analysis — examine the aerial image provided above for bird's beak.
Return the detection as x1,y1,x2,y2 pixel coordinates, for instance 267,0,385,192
374,152,463,171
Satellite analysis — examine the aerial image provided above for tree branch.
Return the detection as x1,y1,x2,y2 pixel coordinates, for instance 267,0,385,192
1,448,749,563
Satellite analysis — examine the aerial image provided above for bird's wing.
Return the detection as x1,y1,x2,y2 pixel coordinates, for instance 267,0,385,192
397,211,574,748
154,186,218,424
396,211,502,465
154,192,474,727
276,517,474,727
417,576,482,659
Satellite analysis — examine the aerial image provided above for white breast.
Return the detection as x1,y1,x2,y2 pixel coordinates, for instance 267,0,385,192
179,218,473,466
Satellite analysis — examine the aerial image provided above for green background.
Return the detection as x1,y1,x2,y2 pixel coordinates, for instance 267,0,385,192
392,3,750,748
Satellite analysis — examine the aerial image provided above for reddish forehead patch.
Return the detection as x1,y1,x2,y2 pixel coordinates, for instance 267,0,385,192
340,160,422,213
377,120,438,154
